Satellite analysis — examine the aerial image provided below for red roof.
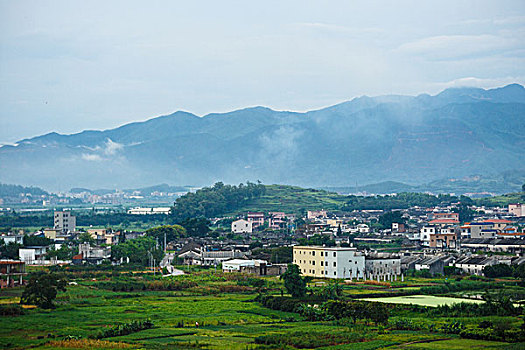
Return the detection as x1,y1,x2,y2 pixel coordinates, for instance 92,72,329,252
0,261,24,265
72,254,83,260
429,219,459,224
483,219,512,224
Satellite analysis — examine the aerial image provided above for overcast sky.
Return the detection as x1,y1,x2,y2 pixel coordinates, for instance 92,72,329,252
1,1,524,143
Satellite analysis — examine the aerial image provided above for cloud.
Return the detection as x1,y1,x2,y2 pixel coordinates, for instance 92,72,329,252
80,138,123,161
103,138,123,155
81,153,103,161
293,22,383,36
431,76,525,90
396,34,520,61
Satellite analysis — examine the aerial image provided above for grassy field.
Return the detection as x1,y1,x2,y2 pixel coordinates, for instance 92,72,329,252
1,269,524,349
237,184,347,214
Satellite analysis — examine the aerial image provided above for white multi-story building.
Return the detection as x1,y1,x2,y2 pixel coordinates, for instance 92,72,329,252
419,226,435,246
231,219,252,233
293,246,365,279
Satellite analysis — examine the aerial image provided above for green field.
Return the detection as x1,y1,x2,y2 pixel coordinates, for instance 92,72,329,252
359,295,485,307
1,268,524,349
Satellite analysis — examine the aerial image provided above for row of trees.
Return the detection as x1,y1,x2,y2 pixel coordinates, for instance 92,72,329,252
170,182,266,221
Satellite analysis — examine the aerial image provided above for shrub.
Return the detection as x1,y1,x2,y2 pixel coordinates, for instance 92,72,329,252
0,304,25,316
94,319,154,339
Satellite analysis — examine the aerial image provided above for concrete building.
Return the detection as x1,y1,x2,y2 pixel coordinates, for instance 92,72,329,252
509,203,525,217
222,259,267,272
307,210,327,220
231,219,252,234
0,234,24,245
54,210,76,233
293,246,365,279
43,228,60,240
365,254,401,281
19,246,49,264
247,212,265,230
415,256,444,275
127,207,171,215
0,260,26,288
455,256,497,275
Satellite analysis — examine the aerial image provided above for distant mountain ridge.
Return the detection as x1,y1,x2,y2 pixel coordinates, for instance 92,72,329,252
1,84,524,191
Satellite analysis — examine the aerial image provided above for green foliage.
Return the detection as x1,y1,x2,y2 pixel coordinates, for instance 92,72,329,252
484,264,514,278
145,224,186,243
453,203,475,223
77,232,95,245
378,210,406,229
23,234,53,247
251,246,293,263
181,218,210,237
20,272,67,309
0,240,22,259
281,264,306,297
254,330,367,348
0,304,25,316
111,236,164,266
171,182,266,221
94,319,153,339
47,244,75,260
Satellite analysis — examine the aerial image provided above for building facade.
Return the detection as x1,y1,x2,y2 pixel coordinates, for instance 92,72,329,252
293,246,365,279
54,210,76,233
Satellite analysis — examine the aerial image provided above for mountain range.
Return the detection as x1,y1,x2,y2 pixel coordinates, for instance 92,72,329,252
1,84,524,192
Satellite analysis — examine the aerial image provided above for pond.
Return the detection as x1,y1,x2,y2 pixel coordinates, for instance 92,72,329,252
358,294,485,307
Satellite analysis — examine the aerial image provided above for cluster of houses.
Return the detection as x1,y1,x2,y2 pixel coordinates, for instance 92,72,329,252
231,212,295,233
1,201,524,287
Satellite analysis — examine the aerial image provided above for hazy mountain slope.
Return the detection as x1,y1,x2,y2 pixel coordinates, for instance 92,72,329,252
1,84,524,191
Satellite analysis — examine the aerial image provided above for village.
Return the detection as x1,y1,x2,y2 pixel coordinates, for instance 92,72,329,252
2,201,525,288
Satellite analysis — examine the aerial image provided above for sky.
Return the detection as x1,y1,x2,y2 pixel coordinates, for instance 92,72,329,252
1,0,524,144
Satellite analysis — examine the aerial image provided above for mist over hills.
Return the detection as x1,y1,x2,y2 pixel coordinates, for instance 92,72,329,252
1,84,524,192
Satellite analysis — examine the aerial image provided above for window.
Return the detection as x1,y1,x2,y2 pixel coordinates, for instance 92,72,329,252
333,252,336,257
312,251,315,256
320,252,323,256
333,262,336,267
334,271,336,276
320,261,323,266
312,261,315,265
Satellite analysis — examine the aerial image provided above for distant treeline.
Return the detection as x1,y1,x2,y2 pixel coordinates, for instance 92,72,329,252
170,182,266,222
0,183,48,197
0,213,169,230
341,192,473,211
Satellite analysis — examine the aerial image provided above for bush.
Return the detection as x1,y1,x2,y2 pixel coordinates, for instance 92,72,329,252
0,304,25,316
94,319,154,339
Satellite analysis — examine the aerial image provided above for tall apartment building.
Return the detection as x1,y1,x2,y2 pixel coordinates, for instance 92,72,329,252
293,246,365,279
54,210,76,233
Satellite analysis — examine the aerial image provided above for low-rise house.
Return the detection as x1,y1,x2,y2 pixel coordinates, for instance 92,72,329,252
307,210,327,220
509,203,525,217
365,253,401,281
222,259,267,272
231,219,252,234
240,262,288,276
415,256,444,275
77,243,111,264
0,234,24,245
455,256,497,275
19,246,49,264
460,238,525,253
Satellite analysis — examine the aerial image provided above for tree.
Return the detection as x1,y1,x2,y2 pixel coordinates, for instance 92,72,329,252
280,264,306,298
378,211,406,229
522,183,525,192
0,240,22,259
46,245,75,260
181,218,210,237
453,203,474,223
77,232,95,245
145,225,186,245
20,272,66,309
111,236,163,266
23,234,53,247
